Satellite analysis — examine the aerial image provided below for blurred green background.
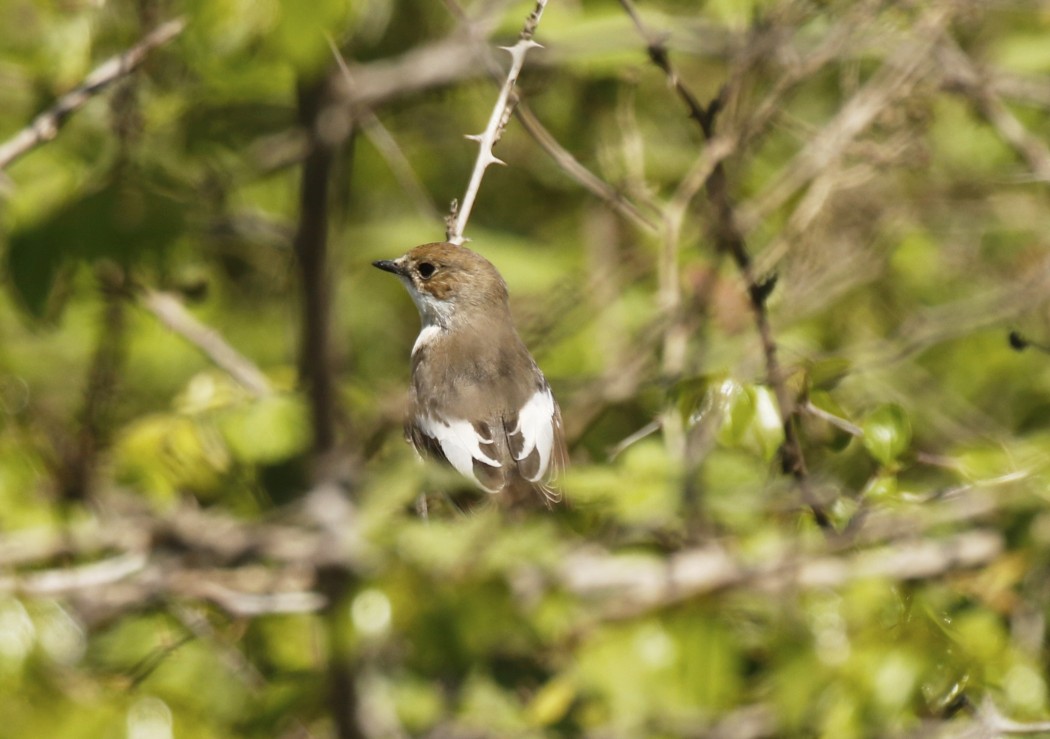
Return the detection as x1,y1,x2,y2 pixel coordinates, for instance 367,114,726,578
2,0,1050,736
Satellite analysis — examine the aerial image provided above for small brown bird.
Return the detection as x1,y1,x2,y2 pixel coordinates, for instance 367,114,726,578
373,242,567,504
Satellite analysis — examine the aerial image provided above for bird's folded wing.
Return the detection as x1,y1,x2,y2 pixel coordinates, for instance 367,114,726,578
505,387,559,482
410,414,506,493
409,386,566,498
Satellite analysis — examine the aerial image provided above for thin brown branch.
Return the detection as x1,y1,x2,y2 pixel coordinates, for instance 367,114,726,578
618,0,830,528
0,18,186,171
141,289,273,397
515,104,660,232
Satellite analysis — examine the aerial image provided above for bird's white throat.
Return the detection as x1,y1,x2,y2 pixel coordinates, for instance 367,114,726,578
412,324,442,357
403,277,455,331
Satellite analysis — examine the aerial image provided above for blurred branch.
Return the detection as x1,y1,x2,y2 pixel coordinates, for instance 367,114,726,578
618,0,831,529
290,57,363,727
0,493,1009,624
939,37,1050,182
326,36,441,223
294,72,343,459
516,105,660,232
736,8,950,231
53,271,129,504
0,18,186,171
0,551,147,597
448,0,548,244
334,37,486,114
557,530,1001,619
140,289,273,397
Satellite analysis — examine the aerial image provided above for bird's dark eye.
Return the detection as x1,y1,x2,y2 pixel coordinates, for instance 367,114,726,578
418,262,436,279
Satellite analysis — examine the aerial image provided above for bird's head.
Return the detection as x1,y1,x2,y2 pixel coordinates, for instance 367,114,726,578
373,242,510,329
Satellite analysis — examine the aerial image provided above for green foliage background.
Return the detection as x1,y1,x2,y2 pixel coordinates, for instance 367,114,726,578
2,0,1050,736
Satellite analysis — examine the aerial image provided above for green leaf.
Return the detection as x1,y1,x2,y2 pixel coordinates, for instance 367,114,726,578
717,382,785,462
806,358,853,391
670,373,718,427
861,472,899,502
527,675,577,727
716,379,755,446
862,404,912,465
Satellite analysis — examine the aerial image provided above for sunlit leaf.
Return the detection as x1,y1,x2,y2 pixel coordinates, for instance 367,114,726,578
862,404,912,465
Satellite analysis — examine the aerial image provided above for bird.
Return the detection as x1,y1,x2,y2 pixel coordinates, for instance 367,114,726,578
373,242,567,505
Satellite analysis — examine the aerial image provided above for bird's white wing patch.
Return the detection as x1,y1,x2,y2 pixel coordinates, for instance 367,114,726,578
510,388,556,481
418,415,502,492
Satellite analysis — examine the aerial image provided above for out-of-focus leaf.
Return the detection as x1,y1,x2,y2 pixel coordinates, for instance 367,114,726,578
6,173,188,319
565,440,678,528
716,382,785,462
392,678,444,734
112,414,230,501
670,373,717,427
216,393,310,464
714,378,754,446
861,472,898,502
807,358,853,390
862,404,912,465
527,675,577,727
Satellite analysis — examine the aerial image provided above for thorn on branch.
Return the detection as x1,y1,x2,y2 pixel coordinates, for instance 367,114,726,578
448,2,547,244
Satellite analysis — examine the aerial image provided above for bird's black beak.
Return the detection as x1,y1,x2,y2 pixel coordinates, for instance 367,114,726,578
372,259,403,276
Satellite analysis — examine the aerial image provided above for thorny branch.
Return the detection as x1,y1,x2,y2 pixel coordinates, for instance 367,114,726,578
442,0,659,232
447,0,549,244
0,18,186,172
618,0,831,529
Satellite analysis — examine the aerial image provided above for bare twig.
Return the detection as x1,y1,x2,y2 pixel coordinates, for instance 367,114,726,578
442,0,659,231
802,400,863,437
515,105,660,232
140,289,273,397
0,551,148,597
448,0,548,244
0,18,186,171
